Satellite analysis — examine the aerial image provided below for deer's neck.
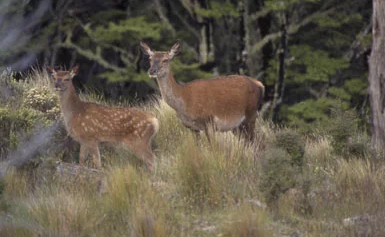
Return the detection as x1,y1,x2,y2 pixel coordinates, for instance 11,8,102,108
157,67,185,112
59,83,83,129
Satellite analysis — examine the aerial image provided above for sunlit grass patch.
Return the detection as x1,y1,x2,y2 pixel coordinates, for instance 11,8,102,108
99,165,177,236
23,188,103,237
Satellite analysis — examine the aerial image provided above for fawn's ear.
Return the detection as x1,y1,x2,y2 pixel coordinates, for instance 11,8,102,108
70,65,79,77
46,66,56,75
168,42,181,59
140,41,154,56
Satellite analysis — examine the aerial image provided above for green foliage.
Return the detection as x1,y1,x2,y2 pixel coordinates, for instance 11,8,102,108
327,105,359,156
171,60,213,82
0,106,48,157
91,16,163,42
0,72,27,105
287,45,349,83
345,135,372,158
328,86,351,100
98,70,150,83
265,0,319,11
287,98,348,132
315,13,362,28
259,147,297,206
195,1,239,18
90,10,127,25
344,78,368,96
273,130,305,168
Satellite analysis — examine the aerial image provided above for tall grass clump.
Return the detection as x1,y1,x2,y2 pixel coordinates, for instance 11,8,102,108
3,169,29,199
149,99,188,153
176,134,222,208
23,188,103,237
174,127,266,209
101,165,176,236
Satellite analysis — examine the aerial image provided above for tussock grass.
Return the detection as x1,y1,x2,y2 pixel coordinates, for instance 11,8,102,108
3,69,385,236
24,188,103,237
221,204,273,237
3,169,29,199
100,165,176,236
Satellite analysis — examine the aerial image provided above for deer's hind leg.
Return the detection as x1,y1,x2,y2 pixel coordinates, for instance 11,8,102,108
122,138,155,171
122,128,157,171
237,116,256,142
79,145,89,166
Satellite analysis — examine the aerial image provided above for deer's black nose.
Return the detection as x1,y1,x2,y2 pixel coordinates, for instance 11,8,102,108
148,68,157,75
55,79,62,89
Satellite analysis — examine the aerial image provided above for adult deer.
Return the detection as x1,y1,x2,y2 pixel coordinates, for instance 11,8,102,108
47,65,158,170
140,42,264,141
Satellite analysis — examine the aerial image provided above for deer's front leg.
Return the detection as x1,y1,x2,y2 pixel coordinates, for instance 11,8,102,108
79,145,89,166
88,143,101,169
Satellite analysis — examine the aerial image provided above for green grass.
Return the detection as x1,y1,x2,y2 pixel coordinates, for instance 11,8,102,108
1,69,385,236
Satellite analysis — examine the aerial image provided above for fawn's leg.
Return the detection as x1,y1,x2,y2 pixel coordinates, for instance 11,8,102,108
87,142,101,169
79,145,89,166
124,139,155,171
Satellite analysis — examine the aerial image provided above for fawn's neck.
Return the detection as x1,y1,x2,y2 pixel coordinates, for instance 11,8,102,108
156,66,185,112
59,83,83,128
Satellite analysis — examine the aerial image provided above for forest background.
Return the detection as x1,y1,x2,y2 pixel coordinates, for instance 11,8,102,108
0,0,373,132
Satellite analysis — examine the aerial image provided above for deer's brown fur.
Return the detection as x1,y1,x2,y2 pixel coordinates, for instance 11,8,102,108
140,42,264,140
47,65,158,170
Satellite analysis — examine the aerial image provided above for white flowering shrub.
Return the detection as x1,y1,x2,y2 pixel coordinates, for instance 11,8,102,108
23,87,60,120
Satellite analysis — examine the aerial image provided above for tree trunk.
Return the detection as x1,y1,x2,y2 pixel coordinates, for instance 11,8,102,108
272,17,287,122
368,0,385,148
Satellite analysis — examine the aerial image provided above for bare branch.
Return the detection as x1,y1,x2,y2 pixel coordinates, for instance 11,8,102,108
58,31,127,72
251,8,335,54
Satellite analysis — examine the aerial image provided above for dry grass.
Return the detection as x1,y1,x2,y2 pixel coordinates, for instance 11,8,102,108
2,70,385,236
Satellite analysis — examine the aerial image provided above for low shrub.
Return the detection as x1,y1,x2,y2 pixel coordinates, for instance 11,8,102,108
259,147,298,208
272,130,305,168
23,86,60,120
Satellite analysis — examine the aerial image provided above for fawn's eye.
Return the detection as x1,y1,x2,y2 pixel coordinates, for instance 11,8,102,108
64,78,70,81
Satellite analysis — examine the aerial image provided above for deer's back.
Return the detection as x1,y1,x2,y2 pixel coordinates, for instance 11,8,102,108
182,75,263,119
69,102,156,144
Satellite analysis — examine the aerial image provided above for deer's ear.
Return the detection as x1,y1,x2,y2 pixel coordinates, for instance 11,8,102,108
168,42,181,59
46,66,56,75
140,41,154,56
70,65,79,77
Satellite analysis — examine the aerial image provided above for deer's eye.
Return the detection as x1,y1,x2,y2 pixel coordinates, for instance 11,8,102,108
64,78,70,81
161,59,169,63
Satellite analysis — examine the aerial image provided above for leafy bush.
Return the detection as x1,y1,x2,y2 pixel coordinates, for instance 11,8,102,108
0,71,26,106
273,130,305,168
327,106,360,156
0,107,48,158
259,147,297,207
